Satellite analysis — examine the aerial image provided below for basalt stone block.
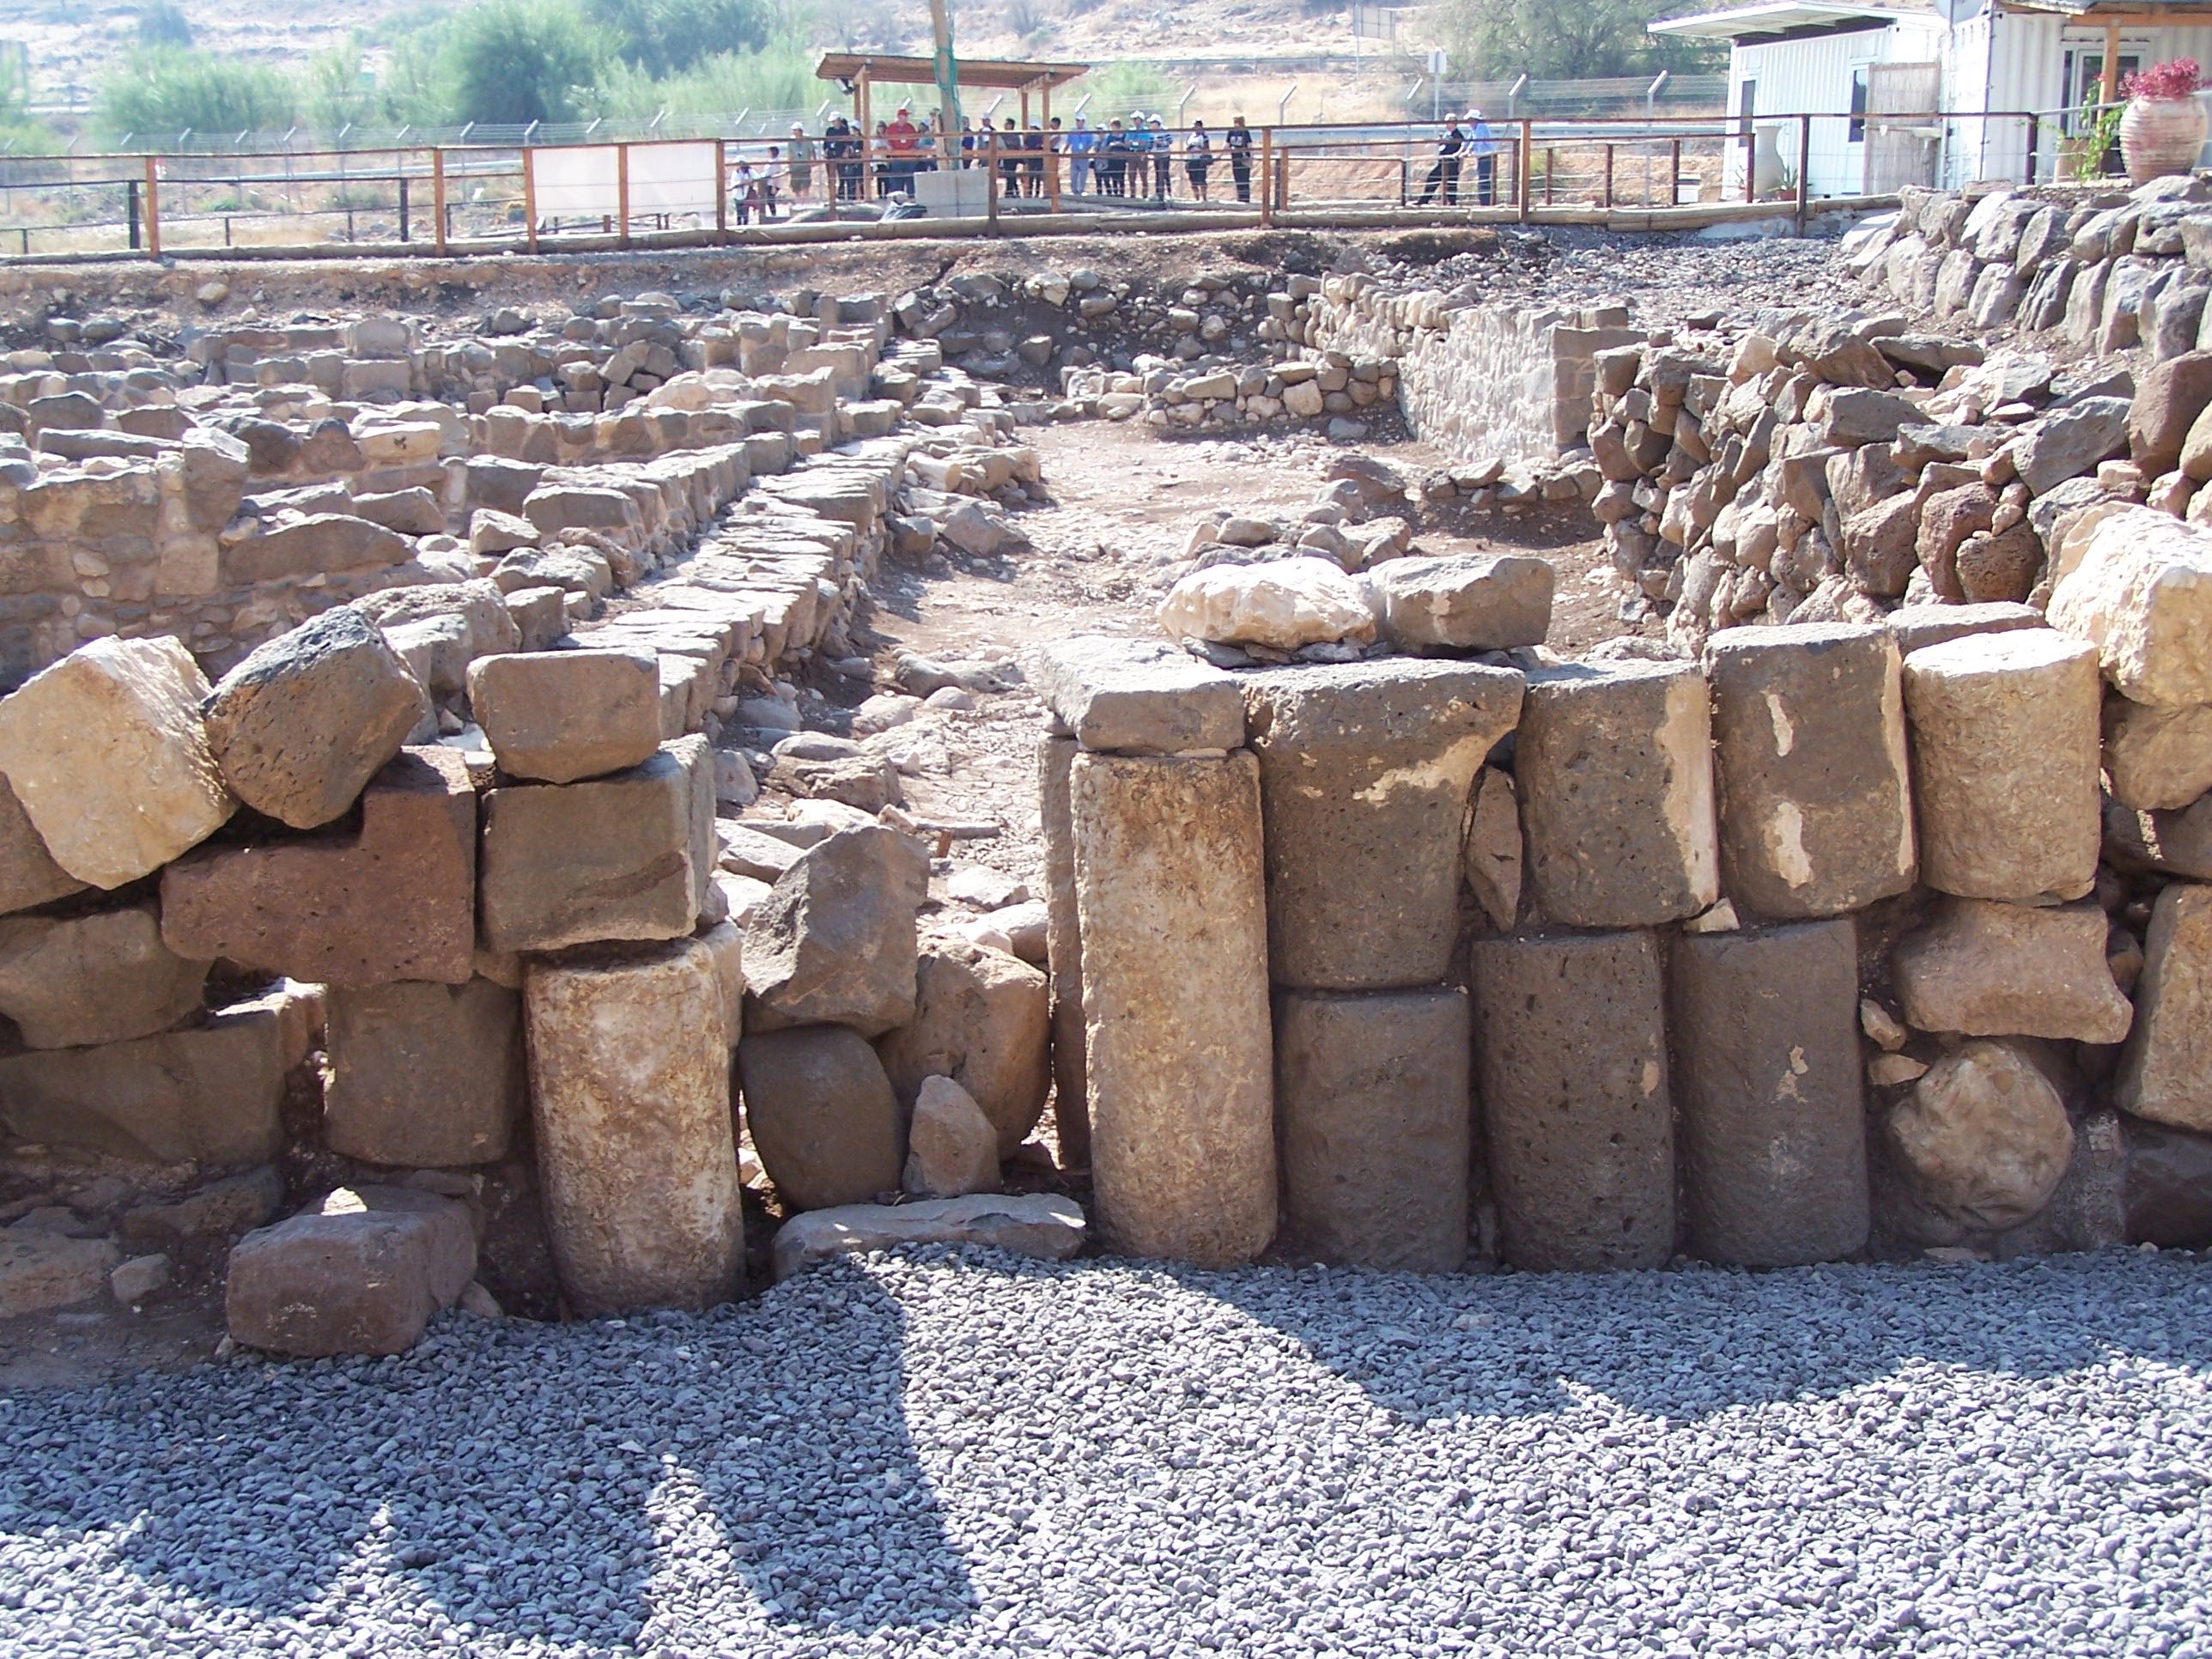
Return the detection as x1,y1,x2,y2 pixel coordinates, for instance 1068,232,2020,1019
2119,881,2212,1133
1902,630,2101,904
200,605,428,830
526,939,743,1314
1273,986,1471,1273
1031,635,1245,755
0,902,210,1049
1471,930,1674,1272
161,748,476,985
2122,1115,2212,1247
1244,659,1522,991
0,635,234,890
479,749,703,954
1705,623,1916,919
0,777,83,917
466,648,664,784
324,978,524,1168
1364,553,1553,653
1037,737,1088,1169
0,983,315,1165
1518,659,1719,929
740,1024,906,1212
226,1186,476,1358
745,825,928,1038
1072,751,1276,1266
1670,920,1869,1267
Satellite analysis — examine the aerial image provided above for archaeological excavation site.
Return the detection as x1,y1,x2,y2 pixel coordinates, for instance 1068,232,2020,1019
3,179,2212,1653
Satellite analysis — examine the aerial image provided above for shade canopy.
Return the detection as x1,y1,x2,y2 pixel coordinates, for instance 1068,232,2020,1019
813,52,1090,92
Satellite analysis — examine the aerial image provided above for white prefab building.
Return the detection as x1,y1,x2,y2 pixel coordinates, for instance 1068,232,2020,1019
1650,0,2212,197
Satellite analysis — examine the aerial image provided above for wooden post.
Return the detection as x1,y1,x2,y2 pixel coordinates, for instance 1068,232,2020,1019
858,67,872,198
1795,111,1811,231
617,143,631,247
2101,18,2122,105
1602,143,1613,210
523,146,538,252
2025,112,2040,185
1518,117,1532,221
714,140,727,237
143,155,161,258
987,130,1000,230
1744,122,1757,203
433,146,448,255
1260,126,1273,224
1545,146,1555,205
1669,136,1681,206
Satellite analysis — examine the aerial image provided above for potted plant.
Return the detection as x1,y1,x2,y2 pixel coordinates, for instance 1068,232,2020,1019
2120,57,2208,185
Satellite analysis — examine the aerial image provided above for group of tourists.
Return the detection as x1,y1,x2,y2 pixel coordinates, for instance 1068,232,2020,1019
1414,110,1501,207
723,107,1268,219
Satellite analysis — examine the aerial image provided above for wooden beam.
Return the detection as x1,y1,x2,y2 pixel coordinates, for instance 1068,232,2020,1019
143,155,161,259
617,143,631,248
2101,17,2120,104
523,147,538,252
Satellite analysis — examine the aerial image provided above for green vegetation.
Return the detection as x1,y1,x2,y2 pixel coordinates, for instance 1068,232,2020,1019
96,49,296,139
1426,0,1720,81
439,0,606,125
135,2,196,50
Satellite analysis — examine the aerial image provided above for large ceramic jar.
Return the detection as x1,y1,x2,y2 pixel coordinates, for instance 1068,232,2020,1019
2122,94,2209,184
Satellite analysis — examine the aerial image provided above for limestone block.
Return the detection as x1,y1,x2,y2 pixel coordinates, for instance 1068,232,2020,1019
226,1186,477,1357
1902,630,2101,904
1670,920,1870,1267
1884,1040,2075,1235
324,978,523,1168
2105,694,2212,811
1884,602,2047,658
1466,766,1522,931
740,1024,905,1212
220,514,412,587
2119,881,2212,1132
0,778,83,918
744,825,927,1038
202,605,428,830
700,918,745,1048
0,902,209,1048
2048,506,2212,707
902,1074,1002,1199
1893,897,2133,1043
1037,738,1087,1169
1274,986,1470,1273
1518,659,1719,928
876,941,1049,1158
1364,553,1553,653
1030,635,1245,755
0,636,234,890
770,1193,1086,1281
526,939,743,1314
467,648,664,783
0,983,313,1164
1072,751,1275,1266
1157,557,1376,652
161,749,476,985
0,1231,122,1317
479,749,703,953
1244,659,1521,991
1470,930,1674,1272
1705,623,1916,919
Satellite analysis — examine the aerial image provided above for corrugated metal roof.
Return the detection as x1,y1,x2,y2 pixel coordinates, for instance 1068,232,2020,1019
1650,0,1931,36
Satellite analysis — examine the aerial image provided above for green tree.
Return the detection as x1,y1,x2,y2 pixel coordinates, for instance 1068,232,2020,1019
302,46,377,133
440,0,606,125
1427,0,1716,81
586,0,769,77
96,48,296,139
135,1,195,50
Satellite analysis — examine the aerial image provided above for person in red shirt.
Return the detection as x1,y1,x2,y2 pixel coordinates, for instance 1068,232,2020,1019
885,106,920,193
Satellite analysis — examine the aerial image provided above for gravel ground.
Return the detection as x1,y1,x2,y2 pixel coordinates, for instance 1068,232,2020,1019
3,1249,2209,1659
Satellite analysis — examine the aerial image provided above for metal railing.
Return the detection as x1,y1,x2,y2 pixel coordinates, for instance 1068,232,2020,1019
0,110,2097,262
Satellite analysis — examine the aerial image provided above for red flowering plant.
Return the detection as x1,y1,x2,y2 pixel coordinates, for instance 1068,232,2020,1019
2123,58,2204,102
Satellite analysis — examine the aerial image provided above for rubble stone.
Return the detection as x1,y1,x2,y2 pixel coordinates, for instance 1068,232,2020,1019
1364,553,1553,653
0,779,84,917
1893,897,2134,1043
467,648,664,783
1885,1040,2075,1234
1037,738,1088,1170
740,1025,906,1212
324,979,523,1168
2104,694,2212,811
902,1074,1002,1199
0,902,210,1048
0,1231,121,1318
1157,557,1376,651
876,941,1049,1157
745,825,927,1038
226,1186,476,1357
770,1193,1085,1280
2049,506,2212,707
2119,881,2212,1133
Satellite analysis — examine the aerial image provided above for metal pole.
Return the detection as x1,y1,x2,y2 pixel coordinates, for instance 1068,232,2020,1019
1602,142,1613,210
399,175,410,241
433,147,447,254
126,176,140,250
1519,118,1532,220
523,146,538,252
143,155,161,258
617,143,630,247
1796,112,1810,230
928,0,963,140
987,129,1000,230
1669,137,1680,206
714,139,727,238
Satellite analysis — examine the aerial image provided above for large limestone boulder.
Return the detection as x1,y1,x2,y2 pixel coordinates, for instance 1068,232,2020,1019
1885,1040,2075,1235
902,1075,1002,1199
745,825,927,1038
1030,635,1245,755
201,606,428,830
1902,629,2101,904
526,939,744,1314
2104,695,2212,811
876,941,1049,1157
770,1193,1085,1280
1157,556,1377,652
2119,881,2212,1132
466,647,663,784
0,636,234,889
1892,897,2133,1044
2048,507,2212,707
0,902,210,1048
1364,553,1553,653
739,1025,906,1212
0,779,83,917
225,1185,477,1358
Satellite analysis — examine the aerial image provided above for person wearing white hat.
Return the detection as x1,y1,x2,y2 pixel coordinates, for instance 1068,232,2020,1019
1416,112,1467,204
787,121,816,200
1469,107,1497,205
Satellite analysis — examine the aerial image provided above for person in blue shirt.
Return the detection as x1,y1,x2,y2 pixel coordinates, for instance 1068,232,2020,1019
1148,114,1173,200
1469,108,1497,205
1066,114,1096,196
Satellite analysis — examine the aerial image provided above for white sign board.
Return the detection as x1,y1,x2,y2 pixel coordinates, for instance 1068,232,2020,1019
531,141,721,221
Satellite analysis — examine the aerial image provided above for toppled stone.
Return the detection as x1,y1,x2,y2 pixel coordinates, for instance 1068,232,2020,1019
0,636,234,889
201,607,427,830
876,942,1049,1157
1030,635,1245,755
740,1024,905,1212
902,1074,1002,1199
745,825,927,1038
0,1231,121,1317
770,1193,1086,1280
0,902,210,1048
1364,554,1553,653
1893,897,2134,1043
467,648,664,783
1157,557,1377,652
1885,1040,2074,1235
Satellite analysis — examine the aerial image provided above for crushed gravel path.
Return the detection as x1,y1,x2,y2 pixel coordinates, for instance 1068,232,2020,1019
3,1249,2209,1658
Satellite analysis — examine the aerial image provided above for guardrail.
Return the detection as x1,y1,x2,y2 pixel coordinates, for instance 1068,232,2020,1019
0,110,2092,262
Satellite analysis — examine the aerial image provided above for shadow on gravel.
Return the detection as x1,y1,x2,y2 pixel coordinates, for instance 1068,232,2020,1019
0,1273,975,1642
1172,1253,2212,1425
